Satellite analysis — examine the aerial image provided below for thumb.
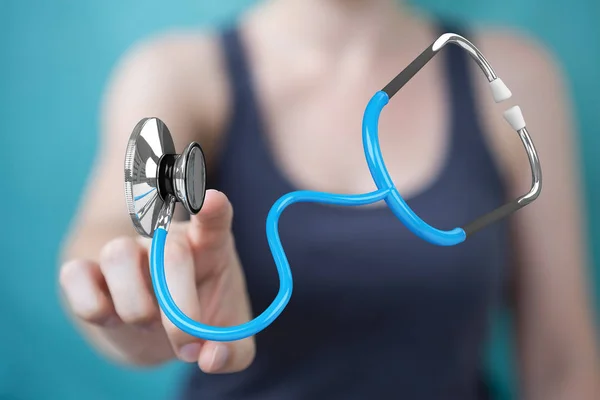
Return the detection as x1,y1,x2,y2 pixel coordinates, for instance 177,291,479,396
187,189,234,250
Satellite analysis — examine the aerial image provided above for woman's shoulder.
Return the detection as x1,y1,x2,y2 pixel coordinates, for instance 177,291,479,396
124,29,226,76
111,29,231,147
474,26,565,80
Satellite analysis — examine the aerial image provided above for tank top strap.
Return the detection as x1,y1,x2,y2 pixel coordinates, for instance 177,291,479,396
210,26,267,187
221,27,251,112
437,22,490,151
439,24,479,114
219,26,264,137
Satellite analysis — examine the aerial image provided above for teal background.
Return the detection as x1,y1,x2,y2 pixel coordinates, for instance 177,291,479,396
0,1,598,399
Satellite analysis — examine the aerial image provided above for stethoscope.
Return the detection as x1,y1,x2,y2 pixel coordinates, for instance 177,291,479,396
123,33,542,342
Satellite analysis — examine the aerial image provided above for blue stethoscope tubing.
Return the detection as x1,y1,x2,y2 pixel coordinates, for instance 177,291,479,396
150,90,467,342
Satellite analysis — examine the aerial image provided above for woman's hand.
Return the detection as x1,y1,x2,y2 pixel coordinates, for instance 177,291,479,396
59,190,255,373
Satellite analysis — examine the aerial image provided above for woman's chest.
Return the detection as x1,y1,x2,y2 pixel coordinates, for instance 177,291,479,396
253,61,451,198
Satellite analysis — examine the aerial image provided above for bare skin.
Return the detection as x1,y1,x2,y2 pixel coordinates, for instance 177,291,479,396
59,0,599,398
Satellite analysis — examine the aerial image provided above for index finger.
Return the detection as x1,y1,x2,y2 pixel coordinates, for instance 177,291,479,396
159,236,205,363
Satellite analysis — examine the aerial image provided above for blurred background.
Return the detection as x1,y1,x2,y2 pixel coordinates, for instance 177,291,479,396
0,1,598,399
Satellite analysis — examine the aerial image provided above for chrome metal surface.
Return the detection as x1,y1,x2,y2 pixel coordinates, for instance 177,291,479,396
124,117,176,238
432,33,497,82
186,143,207,214
433,34,543,210
157,195,177,232
173,154,186,211
173,142,206,215
433,33,542,200
516,127,542,204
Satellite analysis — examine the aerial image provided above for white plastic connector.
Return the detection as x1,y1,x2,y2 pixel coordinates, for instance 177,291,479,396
490,78,512,103
503,105,526,130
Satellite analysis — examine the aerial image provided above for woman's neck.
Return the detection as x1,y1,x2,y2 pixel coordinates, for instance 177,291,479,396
251,0,417,55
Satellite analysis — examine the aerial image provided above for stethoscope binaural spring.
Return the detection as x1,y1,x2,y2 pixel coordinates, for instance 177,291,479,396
123,33,542,342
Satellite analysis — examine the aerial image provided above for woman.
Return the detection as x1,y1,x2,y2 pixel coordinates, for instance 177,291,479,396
59,0,599,398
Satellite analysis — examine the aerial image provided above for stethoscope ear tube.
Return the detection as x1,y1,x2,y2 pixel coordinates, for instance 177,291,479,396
378,33,542,240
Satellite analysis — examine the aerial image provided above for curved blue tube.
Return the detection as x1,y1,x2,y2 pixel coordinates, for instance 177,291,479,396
150,91,465,341
151,189,390,341
362,92,466,246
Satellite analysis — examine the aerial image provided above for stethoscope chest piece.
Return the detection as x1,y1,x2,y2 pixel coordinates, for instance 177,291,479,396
124,117,206,238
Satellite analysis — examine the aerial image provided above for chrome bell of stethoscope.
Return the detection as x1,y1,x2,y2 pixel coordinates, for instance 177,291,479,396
124,117,207,238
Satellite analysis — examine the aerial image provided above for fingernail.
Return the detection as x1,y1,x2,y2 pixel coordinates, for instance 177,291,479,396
207,344,229,372
179,343,202,363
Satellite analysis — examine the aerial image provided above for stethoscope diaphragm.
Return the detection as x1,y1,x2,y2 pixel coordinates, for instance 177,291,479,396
124,117,207,238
